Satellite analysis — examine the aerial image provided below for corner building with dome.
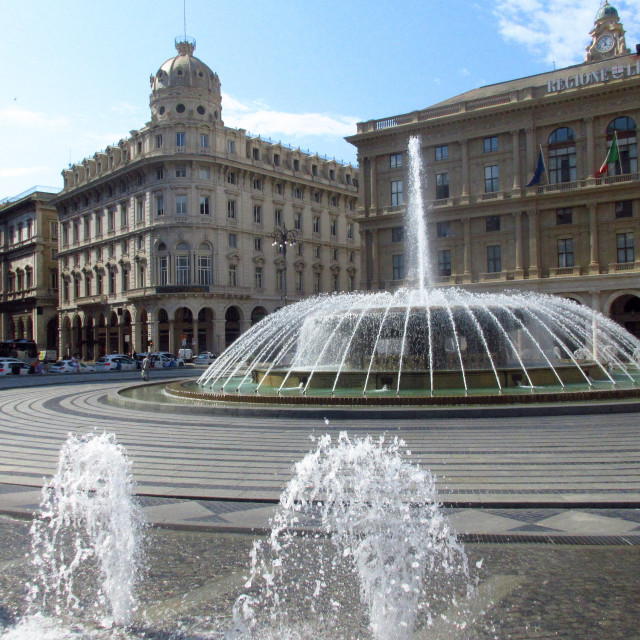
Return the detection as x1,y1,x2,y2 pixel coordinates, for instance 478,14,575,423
348,2,640,338
54,39,359,358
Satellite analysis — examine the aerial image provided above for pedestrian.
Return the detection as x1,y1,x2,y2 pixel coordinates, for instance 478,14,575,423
141,354,151,381
35,362,44,375
71,355,79,372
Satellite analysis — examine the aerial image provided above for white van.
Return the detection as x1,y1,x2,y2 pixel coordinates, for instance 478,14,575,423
178,348,193,362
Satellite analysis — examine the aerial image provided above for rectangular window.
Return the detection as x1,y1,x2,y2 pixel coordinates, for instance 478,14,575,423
294,212,302,231
296,243,303,256
315,245,321,259
294,187,302,199
296,271,304,292
438,250,452,276
72,221,78,243
227,172,237,185
616,201,633,219
120,204,128,228
176,132,186,147
252,148,260,160
109,268,116,294
253,205,262,223
314,272,321,293
435,145,448,161
95,215,102,236
391,180,403,206
312,191,321,203
199,166,211,180
435,173,449,199
484,136,498,153
255,266,263,288
487,245,502,273
617,232,634,263
273,153,280,166
556,208,573,225
347,223,354,239
253,178,262,190
276,183,283,195
329,169,335,180
107,210,114,232
390,153,403,168
227,140,236,154
136,199,144,222
486,216,500,232
50,221,58,240
293,159,300,171
200,133,209,148
557,238,574,268
228,264,237,286
227,200,236,219
332,248,339,261
156,195,164,216
200,196,210,215
176,195,187,215
392,254,405,281
83,216,90,239
176,166,186,178
333,274,339,293
95,272,102,294
484,165,499,193
437,221,451,237
313,216,320,233
330,218,338,236
198,255,211,285
122,268,129,292
156,167,164,180
254,237,262,251
176,256,190,285
391,226,404,242
51,270,59,290
276,269,284,291
62,225,68,246
156,134,163,148
228,233,237,248
274,208,282,226
158,256,168,285
312,164,318,176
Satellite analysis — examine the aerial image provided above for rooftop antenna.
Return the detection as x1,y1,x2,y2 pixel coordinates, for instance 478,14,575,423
183,0,187,41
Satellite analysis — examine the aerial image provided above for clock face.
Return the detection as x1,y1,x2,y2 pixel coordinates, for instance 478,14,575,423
596,35,615,52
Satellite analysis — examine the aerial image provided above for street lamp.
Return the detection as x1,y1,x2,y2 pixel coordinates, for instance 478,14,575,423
271,225,297,306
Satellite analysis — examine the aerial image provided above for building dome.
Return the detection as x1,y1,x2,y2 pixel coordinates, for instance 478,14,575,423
149,37,222,124
596,2,619,21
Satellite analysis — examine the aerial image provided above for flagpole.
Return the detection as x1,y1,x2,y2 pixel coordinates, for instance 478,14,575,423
539,144,549,185
614,131,623,175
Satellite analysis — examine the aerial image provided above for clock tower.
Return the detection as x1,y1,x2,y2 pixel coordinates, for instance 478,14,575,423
586,1,630,61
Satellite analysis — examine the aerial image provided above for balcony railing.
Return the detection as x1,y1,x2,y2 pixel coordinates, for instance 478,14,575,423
609,261,640,272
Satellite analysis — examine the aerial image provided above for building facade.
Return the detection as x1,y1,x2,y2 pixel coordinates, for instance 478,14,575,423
0,187,59,351
347,2,640,337
54,38,359,359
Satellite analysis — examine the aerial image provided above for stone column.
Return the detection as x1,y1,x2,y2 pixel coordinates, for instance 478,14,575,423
525,128,536,181
370,229,380,290
369,156,378,214
192,319,199,352
584,116,595,178
514,211,524,278
148,319,158,352
460,140,469,201
168,319,176,353
462,218,472,283
588,203,600,274
511,130,521,190
528,209,539,278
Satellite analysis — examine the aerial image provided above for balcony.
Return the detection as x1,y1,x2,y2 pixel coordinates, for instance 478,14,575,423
609,261,640,273
548,266,582,277
76,294,108,306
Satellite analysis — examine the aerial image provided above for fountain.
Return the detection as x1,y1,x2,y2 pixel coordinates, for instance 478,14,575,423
19,432,145,635
238,432,471,639
195,137,640,404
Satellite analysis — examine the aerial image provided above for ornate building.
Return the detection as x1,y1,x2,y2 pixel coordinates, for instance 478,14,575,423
54,38,359,358
0,187,59,351
347,2,640,337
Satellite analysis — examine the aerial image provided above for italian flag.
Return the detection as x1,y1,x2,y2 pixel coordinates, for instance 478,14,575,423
595,132,619,177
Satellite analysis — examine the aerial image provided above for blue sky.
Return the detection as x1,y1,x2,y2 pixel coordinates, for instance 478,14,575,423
2,0,640,199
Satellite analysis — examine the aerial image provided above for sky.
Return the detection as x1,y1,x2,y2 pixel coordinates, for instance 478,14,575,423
2,0,640,199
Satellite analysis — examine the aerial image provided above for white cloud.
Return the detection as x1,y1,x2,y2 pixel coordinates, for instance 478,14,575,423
494,0,640,67
111,102,144,116
222,93,359,139
0,106,69,130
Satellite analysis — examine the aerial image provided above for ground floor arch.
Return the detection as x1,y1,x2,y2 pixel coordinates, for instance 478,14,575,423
610,293,640,338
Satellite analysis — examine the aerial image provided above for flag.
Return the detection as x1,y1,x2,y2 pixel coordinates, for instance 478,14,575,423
525,149,545,187
596,132,619,177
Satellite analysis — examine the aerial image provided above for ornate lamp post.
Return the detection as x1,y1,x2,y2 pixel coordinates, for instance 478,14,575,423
271,225,297,306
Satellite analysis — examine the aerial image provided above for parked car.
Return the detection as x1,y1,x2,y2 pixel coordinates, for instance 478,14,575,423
178,348,193,362
150,352,185,367
95,355,137,371
0,359,31,375
49,360,96,374
193,352,218,365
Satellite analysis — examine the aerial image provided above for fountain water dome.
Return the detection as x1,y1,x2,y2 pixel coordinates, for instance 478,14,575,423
26,432,145,629
239,432,471,639
197,137,640,401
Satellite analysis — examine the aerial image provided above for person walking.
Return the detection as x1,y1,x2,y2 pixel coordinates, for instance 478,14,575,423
141,354,151,381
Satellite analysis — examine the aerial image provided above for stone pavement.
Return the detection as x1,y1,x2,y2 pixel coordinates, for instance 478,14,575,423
1,375,639,542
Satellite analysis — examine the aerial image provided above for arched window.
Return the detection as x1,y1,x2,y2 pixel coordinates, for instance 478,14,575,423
175,242,191,285
198,241,212,286
156,242,169,285
606,116,637,175
548,127,576,184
